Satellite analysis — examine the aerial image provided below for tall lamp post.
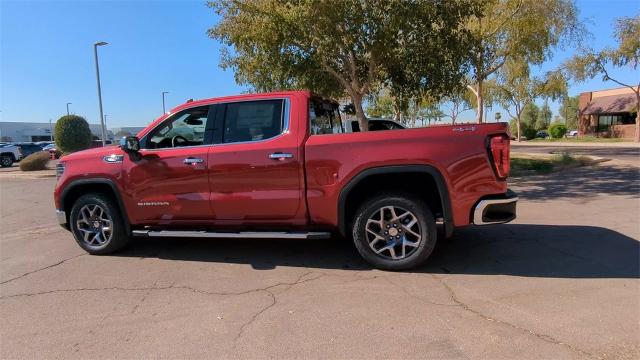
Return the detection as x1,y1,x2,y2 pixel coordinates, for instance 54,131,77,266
162,91,169,113
103,114,109,141
66,102,72,115
93,41,108,146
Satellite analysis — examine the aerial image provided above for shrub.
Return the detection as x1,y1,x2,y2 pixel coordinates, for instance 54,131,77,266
523,128,537,140
19,151,51,171
54,115,92,153
548,123,567,139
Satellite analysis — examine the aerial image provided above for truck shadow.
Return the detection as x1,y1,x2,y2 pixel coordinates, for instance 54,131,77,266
118,224,639,279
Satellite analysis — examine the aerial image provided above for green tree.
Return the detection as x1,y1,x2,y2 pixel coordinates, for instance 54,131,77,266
522,103,540,129
54,115,92,153
465,0,581,123
559,95,579,130
537,101,553,130
564,15,640,142
441,88,475,124
495,59,567,141
208,0,479,131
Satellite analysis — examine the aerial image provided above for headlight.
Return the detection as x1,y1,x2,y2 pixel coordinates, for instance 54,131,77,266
56,162,65,180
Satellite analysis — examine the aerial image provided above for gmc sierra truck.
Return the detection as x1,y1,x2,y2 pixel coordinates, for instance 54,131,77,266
54,91,517,270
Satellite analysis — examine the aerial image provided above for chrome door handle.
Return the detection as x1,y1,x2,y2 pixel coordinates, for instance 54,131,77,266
269,152,293,160
183,157,204,165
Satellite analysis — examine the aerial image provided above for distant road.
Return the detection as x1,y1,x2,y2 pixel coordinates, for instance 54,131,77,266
511,144,640,162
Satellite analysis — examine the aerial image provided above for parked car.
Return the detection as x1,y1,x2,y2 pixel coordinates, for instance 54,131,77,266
568,130,578,137
344,118,405,132
536,130,549,138
53,91,517,270
16,143,45,158
0,144,22,167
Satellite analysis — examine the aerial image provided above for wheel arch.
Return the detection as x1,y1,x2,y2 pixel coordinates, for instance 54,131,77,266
337,165,453,238
60,178,131,234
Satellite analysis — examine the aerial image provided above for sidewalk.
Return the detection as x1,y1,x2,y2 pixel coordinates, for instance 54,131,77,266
511,140,640,148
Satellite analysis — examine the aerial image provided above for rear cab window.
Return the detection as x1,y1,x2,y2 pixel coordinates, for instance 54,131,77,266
223,99,284,143
309,98,343,135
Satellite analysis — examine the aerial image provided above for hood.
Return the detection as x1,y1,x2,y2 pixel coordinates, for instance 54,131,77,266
60,145,123,161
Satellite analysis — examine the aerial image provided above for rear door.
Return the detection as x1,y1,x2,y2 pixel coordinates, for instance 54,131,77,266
122,105,216,224
207,98,306,223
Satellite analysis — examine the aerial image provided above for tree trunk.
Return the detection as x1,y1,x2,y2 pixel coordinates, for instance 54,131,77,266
351,92,368,132
476,81,484,124
516,116,522,142
635,95,640,143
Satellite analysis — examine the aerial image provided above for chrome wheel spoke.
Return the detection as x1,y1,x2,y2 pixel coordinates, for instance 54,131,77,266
76,203,113,248
365,205,422,261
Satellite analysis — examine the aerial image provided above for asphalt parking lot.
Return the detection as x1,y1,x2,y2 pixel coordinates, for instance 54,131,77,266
1,161,639,359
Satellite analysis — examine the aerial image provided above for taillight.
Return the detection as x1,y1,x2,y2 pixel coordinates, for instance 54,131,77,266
489,135,510,179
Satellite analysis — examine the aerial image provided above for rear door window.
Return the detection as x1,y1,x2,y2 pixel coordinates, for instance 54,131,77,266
222,100,284,143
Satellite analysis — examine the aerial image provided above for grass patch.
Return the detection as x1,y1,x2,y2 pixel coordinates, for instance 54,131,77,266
510,153,595,176
529,136,629,143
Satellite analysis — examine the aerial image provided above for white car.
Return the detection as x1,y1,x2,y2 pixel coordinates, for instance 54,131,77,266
0,144,22,167
568,130,578,137
344,118,405,132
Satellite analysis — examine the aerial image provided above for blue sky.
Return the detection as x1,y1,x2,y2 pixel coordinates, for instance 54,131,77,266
1,0,638,128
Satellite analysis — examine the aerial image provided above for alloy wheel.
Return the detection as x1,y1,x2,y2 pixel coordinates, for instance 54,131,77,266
364,206,422,260
76,204,113,247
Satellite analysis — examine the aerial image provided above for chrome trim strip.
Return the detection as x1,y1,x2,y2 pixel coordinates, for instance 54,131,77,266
56,210,67,225
132,230,331,240
473,196,518,225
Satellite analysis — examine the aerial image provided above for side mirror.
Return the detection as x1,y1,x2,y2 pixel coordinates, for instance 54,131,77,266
120,136,140,153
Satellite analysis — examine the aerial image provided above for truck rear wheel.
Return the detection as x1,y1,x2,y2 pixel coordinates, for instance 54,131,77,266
351,192,437,270
69,193,129,255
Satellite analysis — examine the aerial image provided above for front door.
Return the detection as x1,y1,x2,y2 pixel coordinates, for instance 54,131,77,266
207,98,305,224
122,105,215,224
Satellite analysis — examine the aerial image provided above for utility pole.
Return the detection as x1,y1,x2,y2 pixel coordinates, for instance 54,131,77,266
66,102,72,115
94,41,108,146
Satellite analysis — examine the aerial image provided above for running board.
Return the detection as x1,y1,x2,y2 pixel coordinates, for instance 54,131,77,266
132,230,332,240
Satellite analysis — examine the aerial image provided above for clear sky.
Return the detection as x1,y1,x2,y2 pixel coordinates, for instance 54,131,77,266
1,0,638,128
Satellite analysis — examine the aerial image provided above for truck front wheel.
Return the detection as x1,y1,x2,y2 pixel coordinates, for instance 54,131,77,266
352,193,437,270
69,193,130,255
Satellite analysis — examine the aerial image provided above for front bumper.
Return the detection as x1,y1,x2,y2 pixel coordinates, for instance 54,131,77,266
472,189,518,225
56,210,67,228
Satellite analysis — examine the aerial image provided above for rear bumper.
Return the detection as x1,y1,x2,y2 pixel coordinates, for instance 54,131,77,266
472,189,518,225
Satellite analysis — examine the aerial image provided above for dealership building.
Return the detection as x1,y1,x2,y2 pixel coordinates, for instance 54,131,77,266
0,122,114,143
578,86,637,139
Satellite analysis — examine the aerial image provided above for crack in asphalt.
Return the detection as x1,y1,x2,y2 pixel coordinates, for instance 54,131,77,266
233,271,325,345
383,276,459,307
0,253,86,285
432,274,602,360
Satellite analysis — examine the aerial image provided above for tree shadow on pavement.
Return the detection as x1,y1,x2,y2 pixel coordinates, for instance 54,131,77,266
118,223,639,279
511,163,640,201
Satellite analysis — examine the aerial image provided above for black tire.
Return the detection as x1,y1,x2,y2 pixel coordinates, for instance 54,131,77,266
352,192,437,270
69,193,130,254
1,155,14,167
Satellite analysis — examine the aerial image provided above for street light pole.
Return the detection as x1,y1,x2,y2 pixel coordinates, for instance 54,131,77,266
162,91,169,113
66,102,72,115
49,119,54,141
93,41,108,146
103,114,109,141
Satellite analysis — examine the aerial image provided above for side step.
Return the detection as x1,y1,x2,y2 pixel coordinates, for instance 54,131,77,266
132,230,332,240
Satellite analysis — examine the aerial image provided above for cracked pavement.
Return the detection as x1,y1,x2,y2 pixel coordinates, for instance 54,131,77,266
1,161,639,359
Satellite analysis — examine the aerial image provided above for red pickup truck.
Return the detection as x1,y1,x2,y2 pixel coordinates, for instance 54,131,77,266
54,91,516,270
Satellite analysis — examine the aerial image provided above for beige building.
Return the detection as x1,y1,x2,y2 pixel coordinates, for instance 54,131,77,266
578,87,637,138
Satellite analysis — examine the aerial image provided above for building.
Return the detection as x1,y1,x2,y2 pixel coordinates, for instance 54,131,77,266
578,87,638,138
110,127,146,138
0,122,114,142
